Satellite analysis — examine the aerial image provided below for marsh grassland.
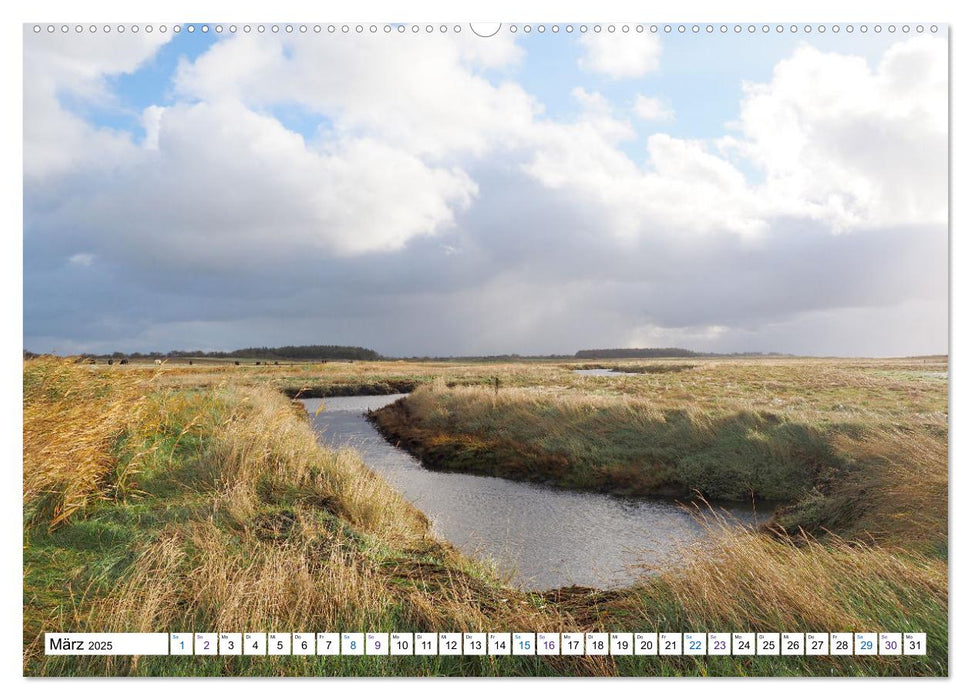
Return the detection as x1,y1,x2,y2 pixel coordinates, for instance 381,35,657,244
23,356,947,676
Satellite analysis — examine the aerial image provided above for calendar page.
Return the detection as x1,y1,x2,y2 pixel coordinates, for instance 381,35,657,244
21,11,949,681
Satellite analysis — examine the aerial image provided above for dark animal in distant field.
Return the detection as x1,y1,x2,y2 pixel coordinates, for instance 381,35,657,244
234,361,240,366
188,360,193,365
119,359,128,365
107,359,113,365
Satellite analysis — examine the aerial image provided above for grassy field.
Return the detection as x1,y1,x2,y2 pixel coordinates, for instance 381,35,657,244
23,356,947,676
369,360,948,526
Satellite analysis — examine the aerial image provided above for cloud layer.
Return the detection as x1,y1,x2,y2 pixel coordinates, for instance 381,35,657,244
23,29,948,356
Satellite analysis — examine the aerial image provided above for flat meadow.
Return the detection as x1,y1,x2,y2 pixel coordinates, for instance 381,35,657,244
23,355,947,676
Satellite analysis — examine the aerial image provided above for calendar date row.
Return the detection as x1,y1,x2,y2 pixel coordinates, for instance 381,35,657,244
46,631,926,657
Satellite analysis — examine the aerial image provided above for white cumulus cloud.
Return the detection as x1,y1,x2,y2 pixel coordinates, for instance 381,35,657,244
633,95,674,121
578,32,662,78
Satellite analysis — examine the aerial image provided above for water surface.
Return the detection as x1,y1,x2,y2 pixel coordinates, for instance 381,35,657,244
303,394,768,590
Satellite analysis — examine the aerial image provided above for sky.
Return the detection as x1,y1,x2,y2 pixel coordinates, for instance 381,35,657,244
22,23,948,357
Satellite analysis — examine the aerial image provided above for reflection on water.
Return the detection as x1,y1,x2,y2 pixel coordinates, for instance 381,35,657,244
302,395,768,591
573,368,635,376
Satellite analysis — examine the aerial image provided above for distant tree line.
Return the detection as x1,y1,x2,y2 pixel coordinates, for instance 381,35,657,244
168,345,382,361
24,345,381,361
575,348,698,359
575,348,791,359
400,354,573,362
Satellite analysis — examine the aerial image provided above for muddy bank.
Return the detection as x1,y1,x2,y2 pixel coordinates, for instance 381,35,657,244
280,379,420,398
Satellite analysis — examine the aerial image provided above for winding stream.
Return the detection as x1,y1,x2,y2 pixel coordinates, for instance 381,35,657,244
302,394,769,591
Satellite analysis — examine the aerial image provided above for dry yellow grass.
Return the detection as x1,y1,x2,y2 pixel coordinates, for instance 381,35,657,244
23,357,162,529
24,359,608,675
652,522,947,633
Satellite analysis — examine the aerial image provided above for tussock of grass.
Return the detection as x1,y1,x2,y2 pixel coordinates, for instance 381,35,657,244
23,358,162,529
776,426,948,553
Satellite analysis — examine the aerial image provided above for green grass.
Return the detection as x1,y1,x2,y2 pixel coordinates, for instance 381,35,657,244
371,384,848,502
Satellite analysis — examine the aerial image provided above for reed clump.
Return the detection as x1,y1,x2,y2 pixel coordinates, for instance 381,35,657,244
23,357,163,530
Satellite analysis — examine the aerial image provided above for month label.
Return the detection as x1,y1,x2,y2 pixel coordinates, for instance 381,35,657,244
44,633,168,656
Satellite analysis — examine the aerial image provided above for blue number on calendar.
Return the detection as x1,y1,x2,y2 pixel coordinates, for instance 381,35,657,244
860,640,873,650
689,640,701,650
350,641,357,650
